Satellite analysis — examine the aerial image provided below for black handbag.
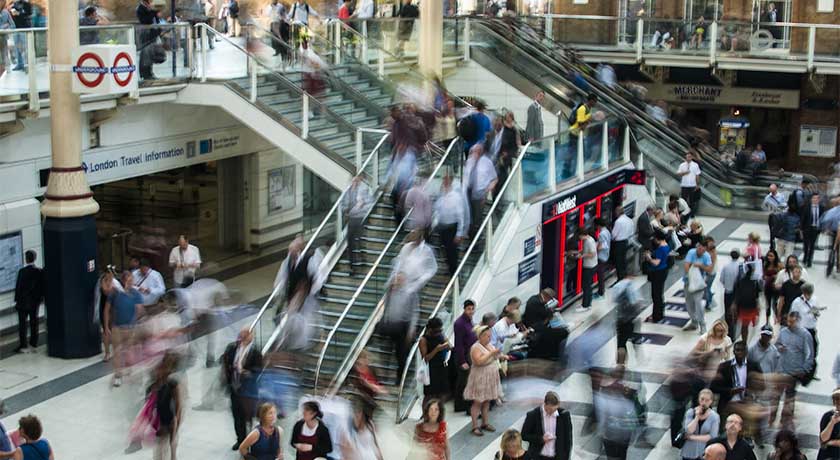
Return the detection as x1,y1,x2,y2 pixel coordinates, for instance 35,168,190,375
672,429,687,448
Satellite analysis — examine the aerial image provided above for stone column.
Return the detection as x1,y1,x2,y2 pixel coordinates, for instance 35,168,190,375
42,0,101,358
418,0,443,79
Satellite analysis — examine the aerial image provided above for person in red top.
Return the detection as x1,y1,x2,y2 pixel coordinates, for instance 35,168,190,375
338,0,352,19
412,399,451,460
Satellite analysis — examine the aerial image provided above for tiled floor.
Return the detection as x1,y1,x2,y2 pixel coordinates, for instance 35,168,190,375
1,215,838,459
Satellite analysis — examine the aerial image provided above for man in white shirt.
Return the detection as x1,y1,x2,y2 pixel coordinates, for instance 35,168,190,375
789,283,821,370
611,206,635,282
341,174,371,269
290,1,318,25
272,236,326,350
464,144,498,239
132,258,166,306
595,218,611,298
577,228,598,313
168,235,202,288
434,173,468,276
265,0,287,56
763,183,787,251
677,151,701,218
352,0,374,19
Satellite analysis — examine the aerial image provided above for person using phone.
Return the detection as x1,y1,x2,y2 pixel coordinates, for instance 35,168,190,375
420,317,452,407
681,389,720,460
710,341,761,420
818,389,840,460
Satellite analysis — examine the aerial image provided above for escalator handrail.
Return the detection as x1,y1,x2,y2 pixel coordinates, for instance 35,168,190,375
248,132,392,334
196,24,361,136
313,136,463,391
394,136,540,423
327,18,475,110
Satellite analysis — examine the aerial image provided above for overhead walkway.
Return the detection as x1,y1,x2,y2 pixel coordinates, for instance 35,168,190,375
455,17,813,211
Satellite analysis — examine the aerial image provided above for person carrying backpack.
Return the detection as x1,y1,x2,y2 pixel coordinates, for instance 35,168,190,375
459,101,491,158
569,93,598,138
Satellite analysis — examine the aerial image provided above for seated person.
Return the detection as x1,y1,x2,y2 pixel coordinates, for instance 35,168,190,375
523,288,570,360
749,144,768,179
690,16,707,49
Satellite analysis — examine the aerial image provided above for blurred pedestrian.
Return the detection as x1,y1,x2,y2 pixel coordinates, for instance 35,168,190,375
763,250,783,324
273,236,326,350
684,241,714,334
595,218,611,298
395,0,418,56
106,271,144,387
464,143,498,239
767,429,806,460
434,173,467,276
681,388,720,460
801,193,824,268
411,399,450,460
775,264,804,327
150,352,182,460
223,327,263,450
380,230,437,379
419,317,452,407
342,174,372,270
706,414,757,460
291,401,333,460
704,237,719,311
576,228,598,313
404,177,433,240
776,311,813,430
168,235,201,288
710,342,761,420
9,415,53,460
521,391,572,460
611,206,635,282
13,250,44,354
719,250,744,339
763,184,787,251
818,389,840,460
240,402,283,460
338,398,382,460
464,326,505,436
789,282,821,384
350,350,384,414
612,271,641,362
677,152,701,218
775,208,800,262
731,264,761,343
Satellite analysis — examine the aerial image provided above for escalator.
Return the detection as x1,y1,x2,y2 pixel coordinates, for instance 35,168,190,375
464,18,813,211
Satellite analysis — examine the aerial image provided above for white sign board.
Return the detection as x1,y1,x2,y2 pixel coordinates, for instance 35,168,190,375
818,0,834,12
799,125,838,158
72,45,138,95
0,232,23,293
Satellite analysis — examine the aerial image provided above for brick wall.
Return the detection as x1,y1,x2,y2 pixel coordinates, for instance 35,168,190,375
550,0,617,45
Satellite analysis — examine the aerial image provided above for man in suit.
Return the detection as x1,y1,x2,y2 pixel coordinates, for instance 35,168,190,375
222,327,263,450
710,341,762,420
526,91,545,142
14,250,44,353
522,391,573,460
637,205,655,250
800,192,825,268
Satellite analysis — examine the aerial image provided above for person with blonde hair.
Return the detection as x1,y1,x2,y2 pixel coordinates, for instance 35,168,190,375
495,429,531,460
693,319,734,382
464,325,505,436
239,402,283,460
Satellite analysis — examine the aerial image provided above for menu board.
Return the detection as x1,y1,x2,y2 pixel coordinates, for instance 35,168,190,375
0,232,23,293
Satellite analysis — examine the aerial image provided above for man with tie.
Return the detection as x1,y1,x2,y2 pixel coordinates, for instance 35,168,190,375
801,193,824,268
526,91,545,142
522,391,573,460
222,327,263,450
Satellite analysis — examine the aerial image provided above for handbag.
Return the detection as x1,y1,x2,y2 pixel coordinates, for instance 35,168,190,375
151,43,167,64
672,429,687,448
415,351,430,386
687,266,705,293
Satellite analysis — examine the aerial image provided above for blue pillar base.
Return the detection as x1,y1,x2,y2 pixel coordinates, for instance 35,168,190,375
43,215,100,359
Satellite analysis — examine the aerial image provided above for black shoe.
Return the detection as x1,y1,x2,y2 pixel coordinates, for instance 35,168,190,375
231,442,240,451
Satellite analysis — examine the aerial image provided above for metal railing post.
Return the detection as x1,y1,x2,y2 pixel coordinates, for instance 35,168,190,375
127,27,140,99
335,207,343,245
186,24,194,77
361,20,368,62
200,26,208,82
302,94,310,139
623,125,631,162
807,26,816,72
249,58,258,103
601,121,609,170
377,51,385,77
548,137,557,193
635,19,643,63
710,22,718,66
516,161,524,205
355,129,364,171
334,20,342,65
373,148,380,186
485,214,494,261
546,15,554,41
453,278,460,316
577,132,585,180
464,17,471,61
26,31,38,112
648,176,656,200
638,151,644,170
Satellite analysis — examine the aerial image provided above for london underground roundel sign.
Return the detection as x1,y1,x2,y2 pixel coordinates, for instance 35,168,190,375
71,45,138,95
72,52,108,88
111,52,136,87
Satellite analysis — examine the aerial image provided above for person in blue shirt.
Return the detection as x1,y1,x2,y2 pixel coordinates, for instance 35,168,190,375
683,240,714,334
462,101,491,157
0,399,12,454
105,271,144,387
644,231,672,323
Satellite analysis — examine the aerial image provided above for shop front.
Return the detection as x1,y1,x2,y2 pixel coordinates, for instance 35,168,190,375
539,169,645,308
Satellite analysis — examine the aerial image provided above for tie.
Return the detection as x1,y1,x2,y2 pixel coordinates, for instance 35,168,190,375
814,206,819,227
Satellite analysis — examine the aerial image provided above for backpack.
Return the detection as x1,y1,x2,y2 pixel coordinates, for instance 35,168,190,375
458,113,478,143
567,103,586,126
228,1,239,16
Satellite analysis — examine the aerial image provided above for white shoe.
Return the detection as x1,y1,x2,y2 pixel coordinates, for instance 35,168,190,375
112,377,122,387
575,306,590,313
681,322,697,331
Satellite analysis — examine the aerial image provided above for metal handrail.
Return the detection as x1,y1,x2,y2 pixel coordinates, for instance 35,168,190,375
195,23,360,136
312,136,462,391
247,131,391,334
394,137,535,423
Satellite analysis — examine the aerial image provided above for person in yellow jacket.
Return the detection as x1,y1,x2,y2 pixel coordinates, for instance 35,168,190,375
570,93,598,137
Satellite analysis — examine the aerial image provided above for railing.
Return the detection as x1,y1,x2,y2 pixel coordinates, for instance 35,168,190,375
249,130,391,353
312,136,463,392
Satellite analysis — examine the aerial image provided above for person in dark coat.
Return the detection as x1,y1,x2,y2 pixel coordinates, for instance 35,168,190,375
710,341,762,420
14,249,44,353
521,391,573,460
800,192,825,268
223,327,264,450
290,400,333,460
